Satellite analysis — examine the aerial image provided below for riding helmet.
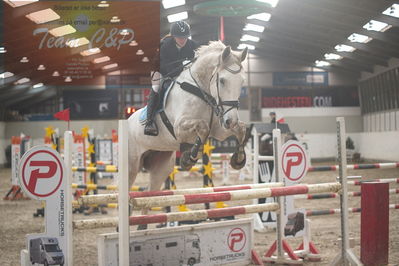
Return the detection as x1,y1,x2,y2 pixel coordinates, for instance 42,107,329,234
170,21,191,38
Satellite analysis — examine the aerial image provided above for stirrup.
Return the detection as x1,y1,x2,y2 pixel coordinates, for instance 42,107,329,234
144,122,159,136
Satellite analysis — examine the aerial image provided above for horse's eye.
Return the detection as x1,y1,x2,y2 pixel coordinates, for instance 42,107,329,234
220,78,225,86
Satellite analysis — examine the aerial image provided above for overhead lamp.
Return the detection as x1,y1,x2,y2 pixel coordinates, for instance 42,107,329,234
14,77,30,85
162,0,185,9
4,0,38,8
110,16,120,23
102,63,118,70
20,57,29,63
136,49,144,55
37,65,46,70
66,37,90,48
167,11,188,23
64,76,72,82
240,34,260,42
256,0,279,8
335,44,356,52
52,71,60,77
0,72,14,79
243,23,265,33
0,47,6,54
108,70,121,75
142,57,149,62
33,83,44,89
49,25,76,37
363,20,391,32
315,60,330,67
98,1,109,8
237,43,255,50
348,33,372,43
324,53,342,60
247,12,271,22
80,48,101,56
25,8,60,24
382,4,399,18
129,40,138,46
119,29,130,36
93,56,111,64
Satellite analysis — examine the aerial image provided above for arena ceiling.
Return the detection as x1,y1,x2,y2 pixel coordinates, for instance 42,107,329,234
1,0,399,110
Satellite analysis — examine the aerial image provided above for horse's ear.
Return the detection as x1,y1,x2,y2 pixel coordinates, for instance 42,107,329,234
222,46,231,62
241,47,248,62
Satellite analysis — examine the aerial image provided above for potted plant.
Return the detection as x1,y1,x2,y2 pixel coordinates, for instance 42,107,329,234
346,137,355,161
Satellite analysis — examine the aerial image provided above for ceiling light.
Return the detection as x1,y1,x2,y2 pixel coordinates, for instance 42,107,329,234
167,11,188,23
102,63,118,70
93,56,111,64
120,29,131,36
20,57,29,63
256,0,279,8
136,49,144,55
52,71,60,77
363,20,391,32
241,34,260,42
33,83,44,89
37,65,46,70
65,76,72,82
4,0,38,8
142,57,149,62
26,8,60,24
14,77,30,85
348,33,372,43
129,40,138,46
66,37,90,48
80,48,101,56
237,44,255,50
108,70,121,75
243,23,265,33
162,0,185,9
0,72,14,79
110,16,120,23
315,60,330,67
0,47,6,53
324,53,342,60
335,44,356,52
382,4,399,18
49,25,76,37
98,1,109,8
247,12,271,22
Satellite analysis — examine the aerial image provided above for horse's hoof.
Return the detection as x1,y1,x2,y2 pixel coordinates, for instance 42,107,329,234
180,151,196,171
137,224,148,230
230,152,246,170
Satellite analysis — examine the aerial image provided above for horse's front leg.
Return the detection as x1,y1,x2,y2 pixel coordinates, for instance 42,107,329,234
230,121,248,170
176,119,210,170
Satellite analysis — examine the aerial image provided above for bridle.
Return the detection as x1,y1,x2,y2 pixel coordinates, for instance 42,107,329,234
189,59,242,127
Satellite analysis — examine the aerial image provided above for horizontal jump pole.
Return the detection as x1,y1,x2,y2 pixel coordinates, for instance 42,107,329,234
132,182,341,209
294,188,399,200
347,178,399,186
73,202,279,230
306,204,399,216
71,201,162,211
78,182,284,205
72,165,117,173
308,162,399,172
71,183,146,191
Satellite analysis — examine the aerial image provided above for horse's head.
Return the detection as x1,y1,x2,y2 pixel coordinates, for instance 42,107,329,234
210,45,248,130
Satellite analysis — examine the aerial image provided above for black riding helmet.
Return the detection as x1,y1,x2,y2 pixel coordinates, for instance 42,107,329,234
170,21,191,38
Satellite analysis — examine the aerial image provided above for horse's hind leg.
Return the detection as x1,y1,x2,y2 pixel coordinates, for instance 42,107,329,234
137,151,176,230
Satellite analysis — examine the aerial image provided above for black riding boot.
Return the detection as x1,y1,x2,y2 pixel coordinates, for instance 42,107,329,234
144,90,160,136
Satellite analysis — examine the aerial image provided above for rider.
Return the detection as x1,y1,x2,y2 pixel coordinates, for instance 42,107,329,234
144,21,199,136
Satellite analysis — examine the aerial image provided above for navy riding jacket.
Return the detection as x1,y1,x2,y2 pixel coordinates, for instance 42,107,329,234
160,36,199,78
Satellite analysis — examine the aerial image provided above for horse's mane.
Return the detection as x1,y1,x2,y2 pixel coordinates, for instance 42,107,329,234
193,41,242,88
195,41,226,58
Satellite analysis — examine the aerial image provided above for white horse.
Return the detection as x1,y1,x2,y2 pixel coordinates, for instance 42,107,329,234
127,41,248,213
